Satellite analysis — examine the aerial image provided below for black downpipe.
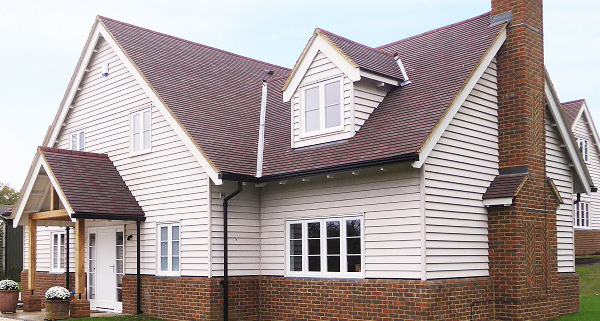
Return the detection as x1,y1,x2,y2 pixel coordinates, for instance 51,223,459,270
65,226,70,290
136,220,142,315
574,193,581,204
221,181,243,321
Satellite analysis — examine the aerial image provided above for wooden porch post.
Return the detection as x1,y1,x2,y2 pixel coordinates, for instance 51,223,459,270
28,218,36,292
75,219,86,299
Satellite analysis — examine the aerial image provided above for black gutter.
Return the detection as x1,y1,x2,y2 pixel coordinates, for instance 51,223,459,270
71,213,146,222
65,226,70,290
136,220,142,315
574,193,581,205
219,153,419,183
221,181,243,321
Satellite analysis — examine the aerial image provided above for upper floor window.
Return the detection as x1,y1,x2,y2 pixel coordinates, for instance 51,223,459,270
302,78,342,134
70,129,85,151
51,231,66,272
577,138,589,163
286,216,363,277
157,223,180,275
575,202,590,228
131,109,151,154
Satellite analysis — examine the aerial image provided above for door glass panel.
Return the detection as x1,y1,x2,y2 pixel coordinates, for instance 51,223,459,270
88,233,96,300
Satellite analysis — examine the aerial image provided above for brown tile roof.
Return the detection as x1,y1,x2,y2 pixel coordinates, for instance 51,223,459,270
316,29,404,80
99,12,505,178
483,172,529,200
561,99,585,127
39,147,144,219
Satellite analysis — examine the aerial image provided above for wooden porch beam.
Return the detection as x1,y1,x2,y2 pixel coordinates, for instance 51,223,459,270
28,219,36,291
75,219,86,298
30,209,69,221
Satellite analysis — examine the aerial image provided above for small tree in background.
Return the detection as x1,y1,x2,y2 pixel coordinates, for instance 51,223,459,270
0,182,19,206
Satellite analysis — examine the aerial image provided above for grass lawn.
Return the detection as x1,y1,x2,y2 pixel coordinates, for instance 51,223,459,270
555,255,600,320
71,315,161,321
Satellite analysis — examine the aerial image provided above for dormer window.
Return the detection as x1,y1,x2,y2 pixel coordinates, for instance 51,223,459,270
577,138,589,162
302,78,342,135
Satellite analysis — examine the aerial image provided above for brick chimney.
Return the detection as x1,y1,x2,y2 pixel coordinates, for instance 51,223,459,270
489,0,579,318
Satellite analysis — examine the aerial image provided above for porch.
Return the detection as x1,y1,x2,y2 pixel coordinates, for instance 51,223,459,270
11,148,146,318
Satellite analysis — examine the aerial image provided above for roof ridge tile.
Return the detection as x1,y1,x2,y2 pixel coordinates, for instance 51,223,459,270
377,11,492,49
316,28,395,57
97,15,291,72
39,146,110,159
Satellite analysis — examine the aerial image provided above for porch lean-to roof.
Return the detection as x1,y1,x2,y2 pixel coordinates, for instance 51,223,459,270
38,147,145,221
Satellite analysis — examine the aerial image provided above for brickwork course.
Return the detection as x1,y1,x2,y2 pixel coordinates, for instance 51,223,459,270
575,229,600,255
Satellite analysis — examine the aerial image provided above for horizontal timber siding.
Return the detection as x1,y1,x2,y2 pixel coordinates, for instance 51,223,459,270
572,113,600,230
423,58,498,279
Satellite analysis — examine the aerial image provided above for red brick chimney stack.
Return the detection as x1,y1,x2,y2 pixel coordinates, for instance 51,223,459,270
489,0,579,318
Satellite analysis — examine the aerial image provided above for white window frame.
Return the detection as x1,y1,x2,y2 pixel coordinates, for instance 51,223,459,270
69,128,86,152
577,138,589,163
299,77,344,137
575,202,591,229
50,231,67,273
130,108,152,155
156,222,181,276
285,215,364,278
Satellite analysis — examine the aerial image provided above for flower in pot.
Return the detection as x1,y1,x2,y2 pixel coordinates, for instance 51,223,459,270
45,286,71,320
0,280,19,313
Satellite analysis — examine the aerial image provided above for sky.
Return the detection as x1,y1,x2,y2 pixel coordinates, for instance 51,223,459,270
0,0,598,189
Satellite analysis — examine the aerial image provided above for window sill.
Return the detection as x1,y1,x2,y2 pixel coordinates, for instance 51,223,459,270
284,273,364,280
155,272,181,277
49,270,68,274
130,149,152,157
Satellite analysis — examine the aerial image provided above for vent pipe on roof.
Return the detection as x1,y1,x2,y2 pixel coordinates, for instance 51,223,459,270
256,81,268,178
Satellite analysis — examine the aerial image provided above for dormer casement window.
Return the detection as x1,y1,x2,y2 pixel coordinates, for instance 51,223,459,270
302,78,343,134
577,138,589,162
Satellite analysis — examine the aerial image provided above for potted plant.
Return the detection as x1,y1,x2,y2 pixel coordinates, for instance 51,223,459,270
0,279,19,313
45,286,70,320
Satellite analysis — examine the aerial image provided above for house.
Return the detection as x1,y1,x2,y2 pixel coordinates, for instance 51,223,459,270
562,99,600,255
9,0,595,319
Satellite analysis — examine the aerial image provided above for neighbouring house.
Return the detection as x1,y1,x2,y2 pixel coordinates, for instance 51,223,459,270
9,0,596,319
562,99,600,255
1,205,23,281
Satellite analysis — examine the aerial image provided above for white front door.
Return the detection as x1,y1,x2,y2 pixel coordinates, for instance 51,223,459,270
88,227,124,312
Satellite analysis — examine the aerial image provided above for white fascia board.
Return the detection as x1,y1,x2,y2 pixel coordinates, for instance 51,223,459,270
581,103,600,156
38,154,76,219
483,197,513,207
412,28,506,168
12,155,42,228
283,35,360,102
46,20,222,185
358,69,399,86
545,81,592,195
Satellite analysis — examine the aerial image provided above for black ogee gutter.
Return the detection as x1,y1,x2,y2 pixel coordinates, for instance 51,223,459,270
65,226,70,290
221,181,243,321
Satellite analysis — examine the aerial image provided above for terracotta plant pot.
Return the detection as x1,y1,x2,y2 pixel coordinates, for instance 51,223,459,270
0,290,19,313
45,299,70,320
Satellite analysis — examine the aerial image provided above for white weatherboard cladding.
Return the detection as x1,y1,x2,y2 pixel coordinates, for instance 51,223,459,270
291,51,353,147
210,182,261,276
423,58,498,279
257,166,422,279
546,113,575,272
23,37,211,277
353,80,388,132
572,113,600,230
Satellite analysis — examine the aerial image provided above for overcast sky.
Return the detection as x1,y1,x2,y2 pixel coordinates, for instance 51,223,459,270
0,0,598,189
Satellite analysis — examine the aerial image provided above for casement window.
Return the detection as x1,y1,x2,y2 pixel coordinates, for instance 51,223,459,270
302,78,342,134
51,231,67,272
575,202,591,228
130,109,152,154
286,216,363,277
70,129,85,151
577,138,589,163
157,223,180,275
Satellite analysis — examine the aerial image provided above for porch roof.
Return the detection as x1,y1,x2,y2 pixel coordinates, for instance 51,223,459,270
39,147,145,221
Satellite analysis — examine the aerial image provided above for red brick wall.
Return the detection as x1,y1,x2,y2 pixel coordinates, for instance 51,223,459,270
574,229,600,255
21,270,78,307
123,275,494,320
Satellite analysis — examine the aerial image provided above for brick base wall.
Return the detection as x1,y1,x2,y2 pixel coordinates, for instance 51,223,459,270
575,229,600,255
21,270,77,308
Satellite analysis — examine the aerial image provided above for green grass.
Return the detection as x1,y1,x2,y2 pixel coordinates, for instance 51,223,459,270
577,258,600,296
555,295,600,320
71,315,161,321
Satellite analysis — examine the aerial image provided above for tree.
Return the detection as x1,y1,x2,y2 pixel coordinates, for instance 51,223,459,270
0,182,19,205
